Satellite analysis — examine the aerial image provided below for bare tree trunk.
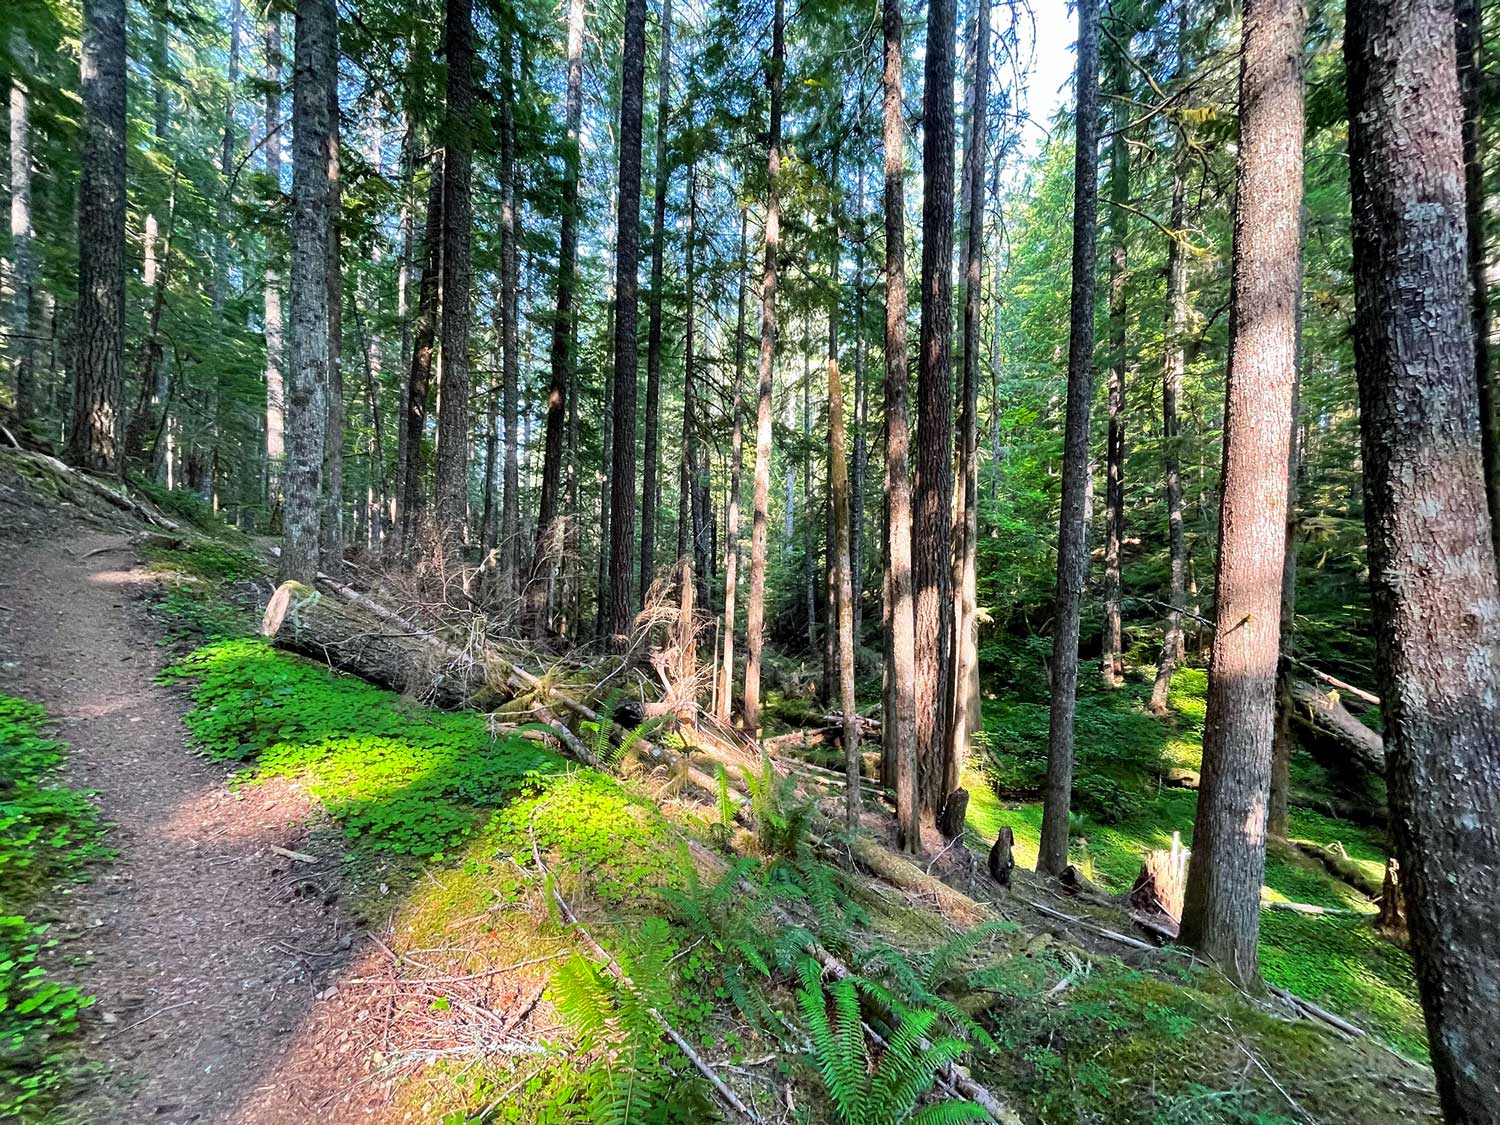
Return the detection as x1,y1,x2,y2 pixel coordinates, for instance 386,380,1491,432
8,31,37,425
1178,0,1304,986
640,0,674,606
320,32,344,573
1348,0,1500,1112
947,0,989,796
1149,153,1190,716
718,210,749,724
399,167,443,559
883,0,919,851
433,0,474,554
499,29,520,593
1100,31,1129,689
68,0,127,473
1268,367,1302,841
279,0,335,583
743,0,783,730
527,0,586,633
851,166,867,647
605,0,649,642
677,159,701,681
913,0,958,818
480,301,501,554
829,199,859,829
263,15,286,485
214,0,242,317
1037,0,1100,876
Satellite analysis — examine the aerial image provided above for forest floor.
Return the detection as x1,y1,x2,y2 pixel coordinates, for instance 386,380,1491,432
0,446,1448,1124
0,468,378,1123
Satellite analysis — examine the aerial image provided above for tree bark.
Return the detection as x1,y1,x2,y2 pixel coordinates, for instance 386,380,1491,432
399,166,443,560
947,0,989,796
279,0,335,583
68,0,128,474
1269,305,1304,841
1037,0,1100,876
1178,0,1304,987
527,0,586,633
433,0,475,555
913,0,958,818
640,0,674,606
215,0,242,317
882,0,919,852
831,259,859,830
1347,0,1500,1111
743,0,783,729
718,209,750,725
605,0,649,642
319,24,344,572
1100,30,1129,690
499,28,520,594
8,31,37,426
263,15,286,482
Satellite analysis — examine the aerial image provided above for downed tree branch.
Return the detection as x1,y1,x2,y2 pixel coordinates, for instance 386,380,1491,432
848,834,990,927
530,834,763,1123
1266,985,1367,1039
1292,839,1384,898
1289,680,1384,777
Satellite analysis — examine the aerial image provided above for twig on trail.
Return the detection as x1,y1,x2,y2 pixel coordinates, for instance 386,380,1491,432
343,950,571,986
528,818,764,1123
270,844,319,864
118,999,197,1033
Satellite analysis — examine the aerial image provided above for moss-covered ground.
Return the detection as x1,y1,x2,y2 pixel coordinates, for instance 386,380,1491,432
966,664,1426,1062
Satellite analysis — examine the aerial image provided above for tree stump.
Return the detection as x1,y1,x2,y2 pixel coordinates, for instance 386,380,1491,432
937,788,969,841
1128,831,1189,933
988,826,1014,888
1374,857,1408,944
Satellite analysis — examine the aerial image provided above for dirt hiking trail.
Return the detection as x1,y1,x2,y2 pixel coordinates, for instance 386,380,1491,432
0,505,371,1123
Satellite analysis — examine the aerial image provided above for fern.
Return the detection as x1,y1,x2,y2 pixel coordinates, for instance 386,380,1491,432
795,958,988,1125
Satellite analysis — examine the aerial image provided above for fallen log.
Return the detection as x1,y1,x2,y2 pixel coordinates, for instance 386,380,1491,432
848,834,990,927
1292,839,1384,899
1290,679,1384,776
261,580,496,708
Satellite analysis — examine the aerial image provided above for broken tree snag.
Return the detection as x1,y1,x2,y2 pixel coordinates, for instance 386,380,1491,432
1127,831,1189,938
261,580,494,709
988,826,1014,887
937,787,970,841
1374,857,1408,943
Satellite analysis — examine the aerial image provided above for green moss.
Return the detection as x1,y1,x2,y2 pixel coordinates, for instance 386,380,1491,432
163,638,567,857
0,695,108,1120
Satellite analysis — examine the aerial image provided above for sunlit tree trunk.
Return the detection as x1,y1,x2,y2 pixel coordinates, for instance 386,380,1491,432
214,0,242,317
279,0,335,583
8,31,37,426
718,210,750,724
399,167,443,559
319,29,344,573
1178,0,1305,985
743,0,783,729
913,0,958,818
263,15,286,488
499,29,520,594
1100,31,1129,689
433,0,474,555
883,0,919,850
1037,0,1100,876
1348,0,1500,1111
947,0,989,795
68,0,127,473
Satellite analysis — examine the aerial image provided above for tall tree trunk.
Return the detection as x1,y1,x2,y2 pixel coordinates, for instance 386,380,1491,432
130,170,177,467
718,209,749,724
640,0,674,605
400,166,443,558
596,294,616,636
68,0,127,473
8,31,37,425
1100,31,1129,689
947,0,989,794
684,161,709,608
320,31,344,572
499,28,520,594
913,0,958,818
480,300,501,554
1037,0,1100,876
215,0,242,316
605,0,649,642
279,0,335,583
743,0,783,730
433,0,475,554
829,188,860,829
527,0,586,632
1348,0,1500,1112
883,0,919,851
677,159,700,681
264,15,286,486
1268,362,1302,840
1458,0,1500,569
1149,154,1190,716
1178,0,1305,986
851,166,867,648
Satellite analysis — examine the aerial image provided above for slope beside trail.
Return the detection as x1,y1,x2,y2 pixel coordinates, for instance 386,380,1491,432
0,496,372,1123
